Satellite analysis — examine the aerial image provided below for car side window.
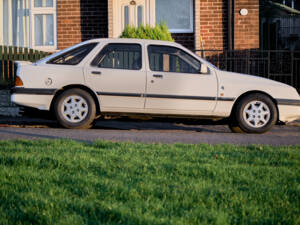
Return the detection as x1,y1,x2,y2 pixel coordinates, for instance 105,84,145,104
148,45,201,74
48,43,98,65
91,43,142,70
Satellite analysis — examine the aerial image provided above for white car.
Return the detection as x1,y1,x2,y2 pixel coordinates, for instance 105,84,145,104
11,38,300,133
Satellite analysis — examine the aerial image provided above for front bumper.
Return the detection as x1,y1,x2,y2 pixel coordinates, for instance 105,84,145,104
278,104,300,123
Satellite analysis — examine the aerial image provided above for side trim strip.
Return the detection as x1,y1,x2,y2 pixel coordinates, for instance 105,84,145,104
96,92,141,97
97,92,235,102
11,88,57,95
146,94,216,101
276,98,300,106
217,97,236,101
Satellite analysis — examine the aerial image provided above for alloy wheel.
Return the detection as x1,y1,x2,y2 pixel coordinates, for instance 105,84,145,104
61,95,88,123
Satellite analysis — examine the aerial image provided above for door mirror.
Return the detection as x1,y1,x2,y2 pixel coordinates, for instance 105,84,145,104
200,64,208,74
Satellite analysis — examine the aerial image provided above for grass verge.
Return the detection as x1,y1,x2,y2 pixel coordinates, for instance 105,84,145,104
0,140,299,225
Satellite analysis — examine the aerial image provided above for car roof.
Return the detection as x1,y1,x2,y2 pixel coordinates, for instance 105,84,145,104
84,38,183,47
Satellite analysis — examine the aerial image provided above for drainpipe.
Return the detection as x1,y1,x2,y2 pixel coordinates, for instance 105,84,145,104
228,0,235,50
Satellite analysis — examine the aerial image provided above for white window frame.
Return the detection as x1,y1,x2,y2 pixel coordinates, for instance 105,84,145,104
156,0,194,34
30,0,57,51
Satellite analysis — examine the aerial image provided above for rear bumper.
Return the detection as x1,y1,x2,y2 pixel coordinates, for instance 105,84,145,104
11,93,53,111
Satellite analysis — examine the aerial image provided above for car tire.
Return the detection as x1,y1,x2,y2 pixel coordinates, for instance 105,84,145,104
228,122,245,133
229,93,278,134
54,89,96,129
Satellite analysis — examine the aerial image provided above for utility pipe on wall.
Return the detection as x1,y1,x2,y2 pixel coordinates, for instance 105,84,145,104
228,0,235,50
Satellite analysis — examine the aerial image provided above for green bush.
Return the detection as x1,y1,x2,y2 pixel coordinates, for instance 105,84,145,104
120,23,174,41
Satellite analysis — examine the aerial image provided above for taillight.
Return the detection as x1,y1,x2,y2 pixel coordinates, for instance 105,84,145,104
14,76,24,87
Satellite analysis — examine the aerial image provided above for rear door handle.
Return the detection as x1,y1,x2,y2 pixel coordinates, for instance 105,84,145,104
153,74,163,78
91,71,102,75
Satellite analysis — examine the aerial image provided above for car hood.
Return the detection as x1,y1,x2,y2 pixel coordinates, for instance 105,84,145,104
217,70,300,100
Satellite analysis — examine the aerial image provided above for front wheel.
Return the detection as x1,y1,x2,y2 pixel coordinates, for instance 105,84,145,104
229,94,278,134
54,89,96,129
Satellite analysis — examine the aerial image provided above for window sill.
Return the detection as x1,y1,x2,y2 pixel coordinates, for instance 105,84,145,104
170,29,194,34
32,46,58,53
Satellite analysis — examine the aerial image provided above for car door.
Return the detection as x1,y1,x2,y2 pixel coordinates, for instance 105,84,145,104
85,43,146,111
145,45,218,114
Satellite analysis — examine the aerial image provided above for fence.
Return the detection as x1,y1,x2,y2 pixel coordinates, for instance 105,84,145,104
0,46,300,93
0,46,50,87
196,49,300,92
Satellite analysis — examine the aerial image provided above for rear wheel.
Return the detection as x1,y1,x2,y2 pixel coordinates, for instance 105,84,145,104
54,89,96,129
229,94,277,134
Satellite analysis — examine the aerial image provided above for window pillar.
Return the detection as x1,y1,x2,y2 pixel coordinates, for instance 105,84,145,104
194,0,201,54
108,0,113,38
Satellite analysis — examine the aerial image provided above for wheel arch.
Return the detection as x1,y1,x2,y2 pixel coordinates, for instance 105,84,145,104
230,90,279,121
50,84,101,115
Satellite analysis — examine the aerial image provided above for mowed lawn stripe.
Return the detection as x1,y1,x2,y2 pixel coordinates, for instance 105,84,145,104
0,140,299,225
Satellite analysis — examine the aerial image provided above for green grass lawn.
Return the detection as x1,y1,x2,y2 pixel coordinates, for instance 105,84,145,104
0,140,299,225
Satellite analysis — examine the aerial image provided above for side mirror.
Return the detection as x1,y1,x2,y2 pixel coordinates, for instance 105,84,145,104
200,64,208,74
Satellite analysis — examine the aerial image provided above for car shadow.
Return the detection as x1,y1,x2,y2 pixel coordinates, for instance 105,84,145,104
0,116,231,133
93,118,231,133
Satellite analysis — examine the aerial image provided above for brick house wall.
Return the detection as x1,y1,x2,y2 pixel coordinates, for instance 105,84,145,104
197,0,259,51
57,0,82,50
57,0,108,50
198,0,228,50
56,0,259,51
80,0,108,41
172,33,195,50
234,0,260,49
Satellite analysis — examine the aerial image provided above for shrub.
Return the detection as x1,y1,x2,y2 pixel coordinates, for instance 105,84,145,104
120,23,174,42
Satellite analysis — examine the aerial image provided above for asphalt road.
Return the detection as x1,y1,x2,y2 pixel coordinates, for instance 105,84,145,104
0,118,299,145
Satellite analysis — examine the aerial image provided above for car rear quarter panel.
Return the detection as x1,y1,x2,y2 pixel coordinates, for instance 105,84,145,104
19,64,85,89
15,64,85,110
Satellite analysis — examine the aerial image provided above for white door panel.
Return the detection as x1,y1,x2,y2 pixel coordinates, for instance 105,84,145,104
145,44,218,113
85,68,146,109
146,72,218,112
84,43,146,110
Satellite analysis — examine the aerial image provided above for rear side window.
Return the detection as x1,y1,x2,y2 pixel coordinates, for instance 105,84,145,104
91,43,142,70
48,43,98,65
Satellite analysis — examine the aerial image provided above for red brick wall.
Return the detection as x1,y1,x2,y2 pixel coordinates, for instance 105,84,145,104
57,0,108,50
198,0,259,50
234,0,260,49
199,0,227,50
57,0,82,50
80,0,108,41
172,33,195,50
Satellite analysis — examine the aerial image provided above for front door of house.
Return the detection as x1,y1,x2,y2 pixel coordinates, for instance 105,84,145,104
113,0,155,37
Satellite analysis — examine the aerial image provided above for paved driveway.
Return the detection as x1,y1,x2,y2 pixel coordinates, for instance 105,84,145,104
0,118,299,145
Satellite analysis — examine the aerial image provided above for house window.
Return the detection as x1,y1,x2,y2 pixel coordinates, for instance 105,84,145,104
0,0,57,51
155,0,194,33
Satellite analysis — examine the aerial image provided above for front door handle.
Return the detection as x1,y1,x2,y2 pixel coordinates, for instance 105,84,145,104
153,74,163,78
91,71,102,75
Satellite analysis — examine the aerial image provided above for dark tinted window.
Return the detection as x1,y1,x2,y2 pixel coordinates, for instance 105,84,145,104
91,44,142,70
148,45,201,74
48,43,97,65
